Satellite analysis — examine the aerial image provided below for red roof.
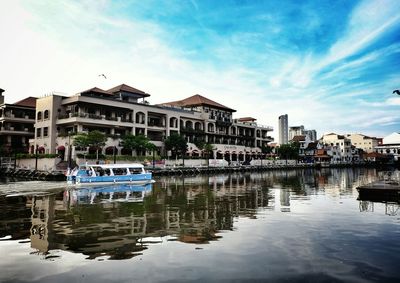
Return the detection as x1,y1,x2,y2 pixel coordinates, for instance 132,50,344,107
162,94,236,112
107,84,150,97
292,135,306,142
238,117,257,122
80,87,113,96
13,97,37,108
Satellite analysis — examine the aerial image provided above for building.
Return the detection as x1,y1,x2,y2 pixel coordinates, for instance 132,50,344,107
345,133,379,153
320,133,352,162
304,129,317,142
0,89,37,154
278,114,288,145
289,125,317,142
288,126,304,141
31,84,274,163
374,132,400,161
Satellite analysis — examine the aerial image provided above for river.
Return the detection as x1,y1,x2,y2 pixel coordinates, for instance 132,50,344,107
0,168,399,283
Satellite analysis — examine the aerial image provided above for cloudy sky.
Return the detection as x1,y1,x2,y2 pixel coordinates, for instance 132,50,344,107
1,0,399,140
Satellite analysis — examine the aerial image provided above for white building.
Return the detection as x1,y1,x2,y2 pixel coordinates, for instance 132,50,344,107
374,132,400,161
30,84,274,163
320,133,353,162
278,114,288,145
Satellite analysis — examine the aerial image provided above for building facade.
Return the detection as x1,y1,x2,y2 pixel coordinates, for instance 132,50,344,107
345,133,379,153
278,114,288,145
320,133,353,162
31,84,274,163
374,132,400,161
289,125,317,142
0,89,36,154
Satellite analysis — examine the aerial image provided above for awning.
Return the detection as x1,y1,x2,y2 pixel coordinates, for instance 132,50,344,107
57,145,65,151
37,146,45,151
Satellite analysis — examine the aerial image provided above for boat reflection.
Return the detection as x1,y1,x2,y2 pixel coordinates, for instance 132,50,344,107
64,183,153,205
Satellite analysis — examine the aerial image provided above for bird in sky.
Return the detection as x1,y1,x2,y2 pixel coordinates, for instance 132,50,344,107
98,74,107,79
393,89,400,95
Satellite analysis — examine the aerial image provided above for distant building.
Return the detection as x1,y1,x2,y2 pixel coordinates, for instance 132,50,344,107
288,126,304,141
304,129,317,142
278,114,288,145
345,133,379,153
0,89,37,154
289,125,317,142
320,133,352,163
374,132,400,161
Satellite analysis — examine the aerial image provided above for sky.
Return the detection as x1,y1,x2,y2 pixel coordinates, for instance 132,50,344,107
0,0,399,140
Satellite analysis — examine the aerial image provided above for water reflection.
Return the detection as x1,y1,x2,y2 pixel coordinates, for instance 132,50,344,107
0,168,391,262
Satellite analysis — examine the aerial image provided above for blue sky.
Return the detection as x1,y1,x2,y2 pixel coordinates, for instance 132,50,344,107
1,0,399,140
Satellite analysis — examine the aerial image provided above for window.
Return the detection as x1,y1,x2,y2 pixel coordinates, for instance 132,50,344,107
43,127,48,137
36,128,41,138
44,110,49,119
37,112,42,121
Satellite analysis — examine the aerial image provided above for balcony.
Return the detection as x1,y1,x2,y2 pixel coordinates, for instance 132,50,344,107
57,112,134,126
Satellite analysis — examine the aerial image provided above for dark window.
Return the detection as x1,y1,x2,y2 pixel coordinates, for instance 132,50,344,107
43,127,48,137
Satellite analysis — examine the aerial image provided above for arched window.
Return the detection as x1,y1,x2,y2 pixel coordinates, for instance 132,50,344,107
44,110,49,119
185,120,193,129
37,111,42,121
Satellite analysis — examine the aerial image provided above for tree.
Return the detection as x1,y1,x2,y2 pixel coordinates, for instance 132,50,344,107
202,143,214,166
73,130,106,160
121,134,152,156
73,133,89,148
164,133,187,159
87,130,107,160
277,142,300,160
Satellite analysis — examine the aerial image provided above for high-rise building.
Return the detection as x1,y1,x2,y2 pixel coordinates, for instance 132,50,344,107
304,129,317,142
278,114,288,145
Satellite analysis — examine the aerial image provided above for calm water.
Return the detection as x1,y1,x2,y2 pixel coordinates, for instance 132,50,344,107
0,168,399,283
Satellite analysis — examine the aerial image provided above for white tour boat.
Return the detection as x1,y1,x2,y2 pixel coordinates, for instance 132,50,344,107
66,163,154,186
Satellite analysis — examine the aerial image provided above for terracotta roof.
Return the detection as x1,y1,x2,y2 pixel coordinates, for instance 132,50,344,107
81,87,113,96
162,94,236,112
107,84,150,97
13,97,37,108
364,152,386,158
292,135,306,142
238,117,257,122
306,142,317,149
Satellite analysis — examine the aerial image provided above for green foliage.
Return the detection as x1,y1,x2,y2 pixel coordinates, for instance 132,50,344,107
261,144,273,154
73,133,89,148
120,134,155,156
16,153,59,159
277,142,300,160
164,133,187,157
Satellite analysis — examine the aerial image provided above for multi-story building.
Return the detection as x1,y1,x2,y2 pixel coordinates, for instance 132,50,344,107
320,133,352,162
278,114,288,145
31,84,274,163
344,133,379,153
289,125,317,142
0,89,36,154
374,132,400,161
288,126,304,141
304,129,317,142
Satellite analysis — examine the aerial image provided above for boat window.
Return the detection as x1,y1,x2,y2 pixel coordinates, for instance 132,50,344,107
105,169,111,176
113,168,127,175
129,168,143,174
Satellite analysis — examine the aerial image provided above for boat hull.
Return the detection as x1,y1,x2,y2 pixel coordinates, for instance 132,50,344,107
68,173,153,186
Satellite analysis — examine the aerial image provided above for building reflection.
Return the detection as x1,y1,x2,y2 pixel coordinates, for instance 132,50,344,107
0,168,385,260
